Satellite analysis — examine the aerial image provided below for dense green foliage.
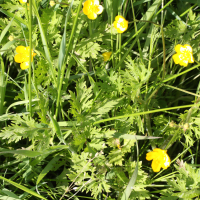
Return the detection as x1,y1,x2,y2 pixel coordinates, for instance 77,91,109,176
0,0,200,199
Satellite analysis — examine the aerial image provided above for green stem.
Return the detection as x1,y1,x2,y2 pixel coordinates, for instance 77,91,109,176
55,0,83,118
195,140,199,164
32,1,57,87
111,13,114,69
180,4,196,17
29,0,32,117
144,105,156,149
94,103,199,125
119,33,121,70
131,0,143,63
89,19,92,36
164,84,200,98
163,61,200,83
164,131,179,150
89,20,92,72
146,83,164,102
25,3,29,22
155,0,174,16
161,26,166,80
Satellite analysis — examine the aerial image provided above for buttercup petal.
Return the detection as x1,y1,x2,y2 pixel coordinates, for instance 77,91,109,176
20,62,29,70
161,154,171,169
184,44,193,53
172,54,180,64
93,0,100,5
117,16,125,23
119,27,127,33
84,0,92,7
16,46,26,54
146,151,156,161
83,6,89,15
102,52,112,62
151,159,162,172
115,16,121,22
174,44,182,53
14,54,24,63
179,59,188,67
188,54,194,63
113,21,118,29
153,148,163,153
97,5,103,14
19,0,27,3
87,12,97,20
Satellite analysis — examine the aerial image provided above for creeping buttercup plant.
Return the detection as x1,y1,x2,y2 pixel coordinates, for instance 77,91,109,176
1,0,200,199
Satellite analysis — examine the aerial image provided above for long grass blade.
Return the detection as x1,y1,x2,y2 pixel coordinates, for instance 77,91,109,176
94,103,199,125
57,0,74,89
0,175,47,200
0,41,16,56
6,99,39,114
55,0,83,118
32,0,57,86
121,139,139,200
0,18,14,43
48,113,66,145
0,9,28,27
36,156,60,185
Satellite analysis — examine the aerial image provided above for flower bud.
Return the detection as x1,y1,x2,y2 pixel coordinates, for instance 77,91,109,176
50,0,56,7
8,35,14,41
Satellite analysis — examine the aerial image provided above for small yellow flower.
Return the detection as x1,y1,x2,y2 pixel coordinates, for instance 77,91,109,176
83,0,103,20
172,44,194,67
19,0,27,3
102,52,112,62
146,148,170,172
14,46,36,70
113,15,128,33
8,36,14,41
50,0,56,7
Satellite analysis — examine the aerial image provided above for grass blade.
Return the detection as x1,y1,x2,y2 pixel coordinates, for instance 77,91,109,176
55,0,83,117
0,175,47,200
0,18,14,43
48,113,66,145
32,0,57,86
57,0,74,89
36,156,60,185
94,104,198,125
116,0,162,68
0,56,6,118
121,139,139,200
6,99,39,114
0,40,16,56
117,134,161,140
0,149,43,157
0,9,28,27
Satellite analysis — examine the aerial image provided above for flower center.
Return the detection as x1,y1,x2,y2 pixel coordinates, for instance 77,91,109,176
90,5,99,13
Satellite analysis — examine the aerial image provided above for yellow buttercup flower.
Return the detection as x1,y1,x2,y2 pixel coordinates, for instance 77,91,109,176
14,46,36,70
102,52,112,62
83,0,103,20
172,44,194,67
113,15,128,33
146,148,170,172
50,1,56,7
19,0,27,3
